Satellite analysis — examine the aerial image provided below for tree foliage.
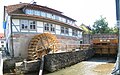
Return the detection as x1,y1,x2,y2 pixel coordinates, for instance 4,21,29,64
92,16,110,34
109,26,118,34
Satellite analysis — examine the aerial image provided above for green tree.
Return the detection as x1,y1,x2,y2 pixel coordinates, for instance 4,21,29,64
92,16,109,34
109,26,118,34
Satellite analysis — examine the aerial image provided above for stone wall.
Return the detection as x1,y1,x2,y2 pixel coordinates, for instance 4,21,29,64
44,49,95,72
3,49,95,74
12,33,82,58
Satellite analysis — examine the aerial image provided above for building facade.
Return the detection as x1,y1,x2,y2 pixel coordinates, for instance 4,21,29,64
4,2,82,58
0,33,6,51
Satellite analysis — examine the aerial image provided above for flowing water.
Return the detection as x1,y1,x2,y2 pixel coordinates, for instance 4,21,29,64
45,57,115,75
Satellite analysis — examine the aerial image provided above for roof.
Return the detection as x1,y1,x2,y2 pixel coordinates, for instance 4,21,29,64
5,3,76,21
80,24,91,30
5,3,28,14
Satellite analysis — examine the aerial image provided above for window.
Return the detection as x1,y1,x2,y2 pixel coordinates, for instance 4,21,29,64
61,26,64,34
62,18,66,23
55,15,59,21
52,14,55,19
1,41,4,43
25,9,34,15
20,20,29,30
47,13,52,18
44,23,49,31
25,9,41,16
34,10,40,16
50,24,55,32
65,28,69,34
41,11,46,17
29,21,36,30
25,9,72,25
1,45,4,47
44,23,55,32
66,19,68,23
20,20,36,30
72,29,78,36
61,26,69,34
68,20,72,25
59,17,62,22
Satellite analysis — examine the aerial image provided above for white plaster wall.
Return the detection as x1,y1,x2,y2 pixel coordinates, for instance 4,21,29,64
12,19,19,25
56,25,60,35
51,32,55,34
12,26,20,32
69,28,72,36
37,21,44,33
79,31,82,38
12,19,20,32
37,28,43,33
21,30,29,32
29,31,37,32
37,21,43,28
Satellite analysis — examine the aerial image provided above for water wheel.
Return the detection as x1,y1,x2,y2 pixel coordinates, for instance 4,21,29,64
28,33,59,60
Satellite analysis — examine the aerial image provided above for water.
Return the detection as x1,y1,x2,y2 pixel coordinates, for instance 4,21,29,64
45,57,115,75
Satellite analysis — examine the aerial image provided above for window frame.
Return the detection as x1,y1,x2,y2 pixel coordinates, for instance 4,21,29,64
29,20,37,30
20,20,37,30
44,23,55,32
46,13,52,18
61,26,69,35
41,11,46,17
20,20,29,30
61,26,65,34
72,29,78,36
65,27,69,35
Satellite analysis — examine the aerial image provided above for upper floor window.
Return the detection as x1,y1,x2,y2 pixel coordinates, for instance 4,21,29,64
44,23,55,32
25,9,34,15
25,9,75,25
62,18,66,23
29,21,36,30
51,14,55,19
55,15,59,21
20,20,36,30
47,13,52,18
72,29,78,36
50,24,55,32
21,20,29,30
65,28,69,34
61,26,69,34
34,10,40,16
61,26,64,34
44,23,49,31
41,11,46,17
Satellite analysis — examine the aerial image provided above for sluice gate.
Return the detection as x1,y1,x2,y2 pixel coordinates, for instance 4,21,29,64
92,34,118,56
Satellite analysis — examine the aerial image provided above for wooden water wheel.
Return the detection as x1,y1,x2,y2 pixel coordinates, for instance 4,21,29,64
28,33,59,60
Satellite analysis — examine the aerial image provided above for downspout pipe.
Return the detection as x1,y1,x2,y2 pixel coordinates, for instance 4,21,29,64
10,16,14,58
112,0,120,74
